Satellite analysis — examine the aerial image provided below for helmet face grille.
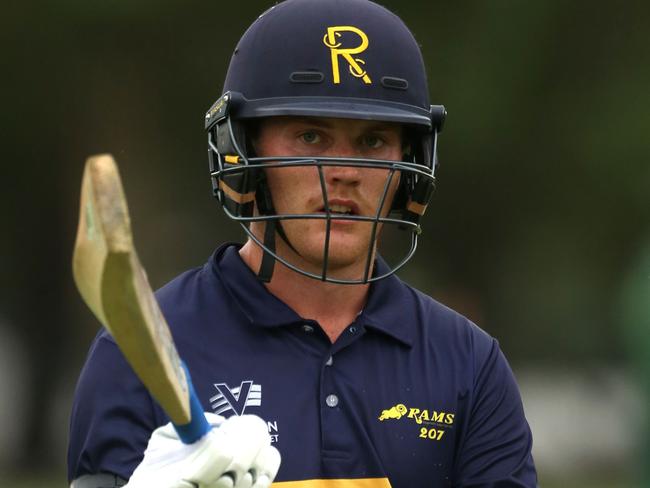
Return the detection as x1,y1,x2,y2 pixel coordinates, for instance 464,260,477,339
206,0,446,283
207,107,439,284
215,157,428,284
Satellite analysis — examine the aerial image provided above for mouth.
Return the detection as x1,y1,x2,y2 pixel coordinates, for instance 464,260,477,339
317,200,360,216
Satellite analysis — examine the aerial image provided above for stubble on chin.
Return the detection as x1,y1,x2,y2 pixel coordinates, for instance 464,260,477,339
277,219,378,277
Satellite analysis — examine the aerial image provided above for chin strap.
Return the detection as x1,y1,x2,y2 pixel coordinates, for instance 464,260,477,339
255,173,302,283
256,217,302,282
257,219,277,282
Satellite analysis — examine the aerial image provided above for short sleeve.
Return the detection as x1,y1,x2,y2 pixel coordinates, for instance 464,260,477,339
67,332,163,482
454,339,537,487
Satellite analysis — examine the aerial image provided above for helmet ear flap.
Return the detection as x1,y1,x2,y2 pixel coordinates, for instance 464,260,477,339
390,128,432,227
214,118,260,218
397,108,443,226
403,176,435,225
401,131,436,225
216,119,240,156
389,153,414,215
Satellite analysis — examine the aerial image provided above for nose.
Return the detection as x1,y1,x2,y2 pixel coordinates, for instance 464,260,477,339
322,140,362,187
323,163,361,187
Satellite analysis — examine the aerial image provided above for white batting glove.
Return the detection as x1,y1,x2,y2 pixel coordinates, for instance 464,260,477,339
125,412,281,488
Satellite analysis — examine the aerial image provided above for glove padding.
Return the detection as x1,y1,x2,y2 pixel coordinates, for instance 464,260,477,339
125,413,281,488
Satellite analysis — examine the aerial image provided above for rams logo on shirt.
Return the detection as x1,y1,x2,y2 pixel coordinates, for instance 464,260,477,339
379,403,456,442
379,403,455,425
378,403,407,420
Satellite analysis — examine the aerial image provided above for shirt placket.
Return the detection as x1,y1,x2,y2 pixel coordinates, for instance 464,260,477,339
319,323,366,475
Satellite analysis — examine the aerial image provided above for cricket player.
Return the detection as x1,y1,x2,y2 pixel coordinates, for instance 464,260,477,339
68,0,538,486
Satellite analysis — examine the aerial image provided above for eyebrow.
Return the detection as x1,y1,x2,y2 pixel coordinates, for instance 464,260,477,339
290,117,400,132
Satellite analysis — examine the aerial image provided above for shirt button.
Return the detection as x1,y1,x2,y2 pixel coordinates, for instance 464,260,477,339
325,394,339,408
302,324,314,333
325,356,333,366
349,326,357,334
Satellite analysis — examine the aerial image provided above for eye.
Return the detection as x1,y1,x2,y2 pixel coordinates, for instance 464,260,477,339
362,134,384,149
299,131,321,144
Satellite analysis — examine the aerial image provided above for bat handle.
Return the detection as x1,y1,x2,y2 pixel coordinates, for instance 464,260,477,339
173,363,212,444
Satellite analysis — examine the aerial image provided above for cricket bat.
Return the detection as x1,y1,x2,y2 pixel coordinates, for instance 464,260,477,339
72,154,210,443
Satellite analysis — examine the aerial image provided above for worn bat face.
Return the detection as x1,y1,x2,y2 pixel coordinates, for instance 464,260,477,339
72,154,190,425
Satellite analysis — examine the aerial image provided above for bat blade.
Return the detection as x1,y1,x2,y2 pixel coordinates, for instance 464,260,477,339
72,154,192,427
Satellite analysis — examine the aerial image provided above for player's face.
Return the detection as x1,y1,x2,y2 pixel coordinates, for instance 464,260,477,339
254,116,403,279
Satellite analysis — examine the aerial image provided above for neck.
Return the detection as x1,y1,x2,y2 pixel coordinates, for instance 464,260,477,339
239,239,370,342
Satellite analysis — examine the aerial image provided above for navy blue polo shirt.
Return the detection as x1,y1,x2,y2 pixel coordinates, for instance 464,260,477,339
68,243,537,487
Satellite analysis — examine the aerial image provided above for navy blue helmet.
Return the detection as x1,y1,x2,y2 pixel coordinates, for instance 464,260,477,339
205,0,446,283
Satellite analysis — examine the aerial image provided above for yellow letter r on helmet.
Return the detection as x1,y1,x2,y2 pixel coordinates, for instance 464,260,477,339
323,26,372,84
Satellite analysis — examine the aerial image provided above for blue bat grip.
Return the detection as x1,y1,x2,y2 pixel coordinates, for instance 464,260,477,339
173,363,212,444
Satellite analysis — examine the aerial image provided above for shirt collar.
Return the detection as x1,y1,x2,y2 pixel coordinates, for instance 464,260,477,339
212,243,303,327
358,256,414,347
211,243,415,347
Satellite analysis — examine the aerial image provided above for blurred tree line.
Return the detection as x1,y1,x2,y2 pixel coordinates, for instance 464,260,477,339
0,0,648,480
